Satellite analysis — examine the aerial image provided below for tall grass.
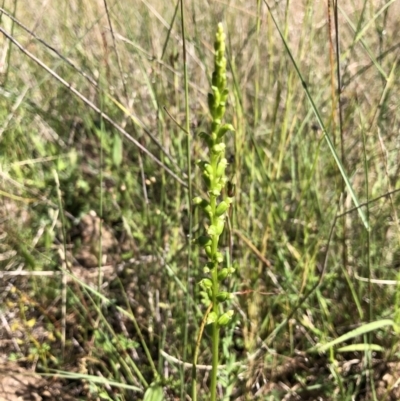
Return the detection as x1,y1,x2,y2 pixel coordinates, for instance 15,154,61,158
1,0,400,400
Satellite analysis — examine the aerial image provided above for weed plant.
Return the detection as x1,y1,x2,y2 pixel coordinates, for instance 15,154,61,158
1,1,400,400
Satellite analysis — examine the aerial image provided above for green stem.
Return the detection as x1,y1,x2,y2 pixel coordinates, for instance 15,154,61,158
210,189,220,399
210,245,220,400
210,320,220,401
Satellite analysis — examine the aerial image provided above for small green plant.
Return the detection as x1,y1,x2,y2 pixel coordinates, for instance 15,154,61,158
192,23,235,401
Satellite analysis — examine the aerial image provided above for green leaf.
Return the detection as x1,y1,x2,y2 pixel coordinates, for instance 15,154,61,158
337,344,385,353
311,319,395,353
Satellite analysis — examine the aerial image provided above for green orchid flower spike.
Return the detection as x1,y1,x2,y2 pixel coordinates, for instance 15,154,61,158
193,22,235,401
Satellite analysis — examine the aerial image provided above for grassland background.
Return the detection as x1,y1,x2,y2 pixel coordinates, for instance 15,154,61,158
1,0,400,400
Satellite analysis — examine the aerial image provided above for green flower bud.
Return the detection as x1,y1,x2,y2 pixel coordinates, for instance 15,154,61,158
204,204,212,217
211,121,221,134
207,225,218,237
205,246,212,258
202,163,214,187
215,201,229,216
215,105,226,120
220,89,229,104
217,123,235,139
216,24,226,43
215,219,225,235
215,23,226,52
217,310,234,326
212,86,220,105
196,236,212,247
216,57,226,72
197,160,211,171
216,291,231,302
212,143,226,154
199,278,213,290
216,158,228,177
207,311,218,325
192,197,211,213
219,176,228,189
218,268,229,281
215,252,224,263
200,291,211,306
217,267,235,281
192,196,203,205
204,165,214,177
209,188,221,197
211,72,219,88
